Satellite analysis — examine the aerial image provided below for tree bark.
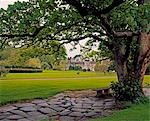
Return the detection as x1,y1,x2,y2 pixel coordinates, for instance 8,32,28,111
111,33,150,101
113,48,128,82
115,33,150,84
135,33,150,82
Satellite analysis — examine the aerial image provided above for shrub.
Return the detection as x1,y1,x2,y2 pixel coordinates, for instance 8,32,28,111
107,62,115,72
74,66,82,71
82,69,86,72
69,66,82,71
69,66,74,70
0,66,9,77
94,62,108,72
54,60,68,70
41,62,52,70
8,68,43,73
25,58,42,69
87,68,91,71
111,80,146,103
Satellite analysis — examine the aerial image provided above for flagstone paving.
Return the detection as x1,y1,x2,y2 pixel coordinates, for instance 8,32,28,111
0,90,115,121
0,88,149,121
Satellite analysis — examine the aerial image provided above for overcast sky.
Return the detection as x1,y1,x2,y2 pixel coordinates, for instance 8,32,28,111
0,0,29,9
0,0,86,57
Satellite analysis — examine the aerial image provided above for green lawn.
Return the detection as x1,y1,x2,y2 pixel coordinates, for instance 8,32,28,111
90,103,150,121
0,70,149,104
4,70,115,79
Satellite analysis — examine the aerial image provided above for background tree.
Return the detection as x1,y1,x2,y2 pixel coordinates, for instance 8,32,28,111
0,0,149,102
0,48,25,68
25,58,42,69
0,41,67,69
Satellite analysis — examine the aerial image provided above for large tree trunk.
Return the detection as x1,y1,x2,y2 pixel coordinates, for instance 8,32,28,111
135,33,150,82
114,49,128,82
111,33,150,102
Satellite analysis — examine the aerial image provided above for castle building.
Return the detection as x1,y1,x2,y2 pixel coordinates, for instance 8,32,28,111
68,55,96,71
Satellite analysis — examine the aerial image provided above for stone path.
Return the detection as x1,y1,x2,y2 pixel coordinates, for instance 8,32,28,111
0,88,149,121
0,90,116,121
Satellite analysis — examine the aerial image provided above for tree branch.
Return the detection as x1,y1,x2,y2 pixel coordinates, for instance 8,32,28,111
97,57,110,62
100,0,125,14
114,31,140,38
63,0,125,37
64,0,142,38
64,0,125,16
90,34,114,50
60,35,90,45
0,25,45,38
124,37,132,59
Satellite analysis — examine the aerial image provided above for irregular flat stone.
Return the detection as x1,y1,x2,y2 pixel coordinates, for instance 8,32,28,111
52,93,65,99
75,100,84,104
15,103,35,108
71,108,87,113
72,104,82,108
84,112,97,117
60,103,72,108
0,112,13,121
1,119,11,121
70,100,77,105
38,102,49,107
32,100,47,104
70,98,76,102
69,112,84,117
20,107,37,112
82,104,92,109
10,110,28,117
49,101,63,105
59,116,75,121
92,106,103,110
60,109,72,116
104,104,114,109
105,101,115,106
48,105,64,112
59,100,67,104
104,99,114,102
0,115,6,120
79,117,88,121
27,111,42,116
0,106,17,112
84,101,95,105
92,107,103,113
49,116,59,121
82,98,94,103
0,112,12,117
93,102,104,107
28,114,49,121
7,114,23,120
18,119,31,121
39,108,57,116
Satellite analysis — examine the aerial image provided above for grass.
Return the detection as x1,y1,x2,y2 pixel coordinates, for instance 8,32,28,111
0,70,149,104
90,103,150,121
4,70,115,79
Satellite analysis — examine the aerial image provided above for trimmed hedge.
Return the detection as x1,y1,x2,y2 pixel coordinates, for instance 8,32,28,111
5,68,43,73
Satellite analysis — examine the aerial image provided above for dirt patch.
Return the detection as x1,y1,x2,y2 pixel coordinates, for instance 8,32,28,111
64,89,97,98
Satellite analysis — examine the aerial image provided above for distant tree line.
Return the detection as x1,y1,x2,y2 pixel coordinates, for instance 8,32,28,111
0,41,67,70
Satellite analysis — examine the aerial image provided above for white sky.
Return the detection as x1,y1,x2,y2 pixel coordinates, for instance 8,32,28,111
0,0,86,57
0,0,28,9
